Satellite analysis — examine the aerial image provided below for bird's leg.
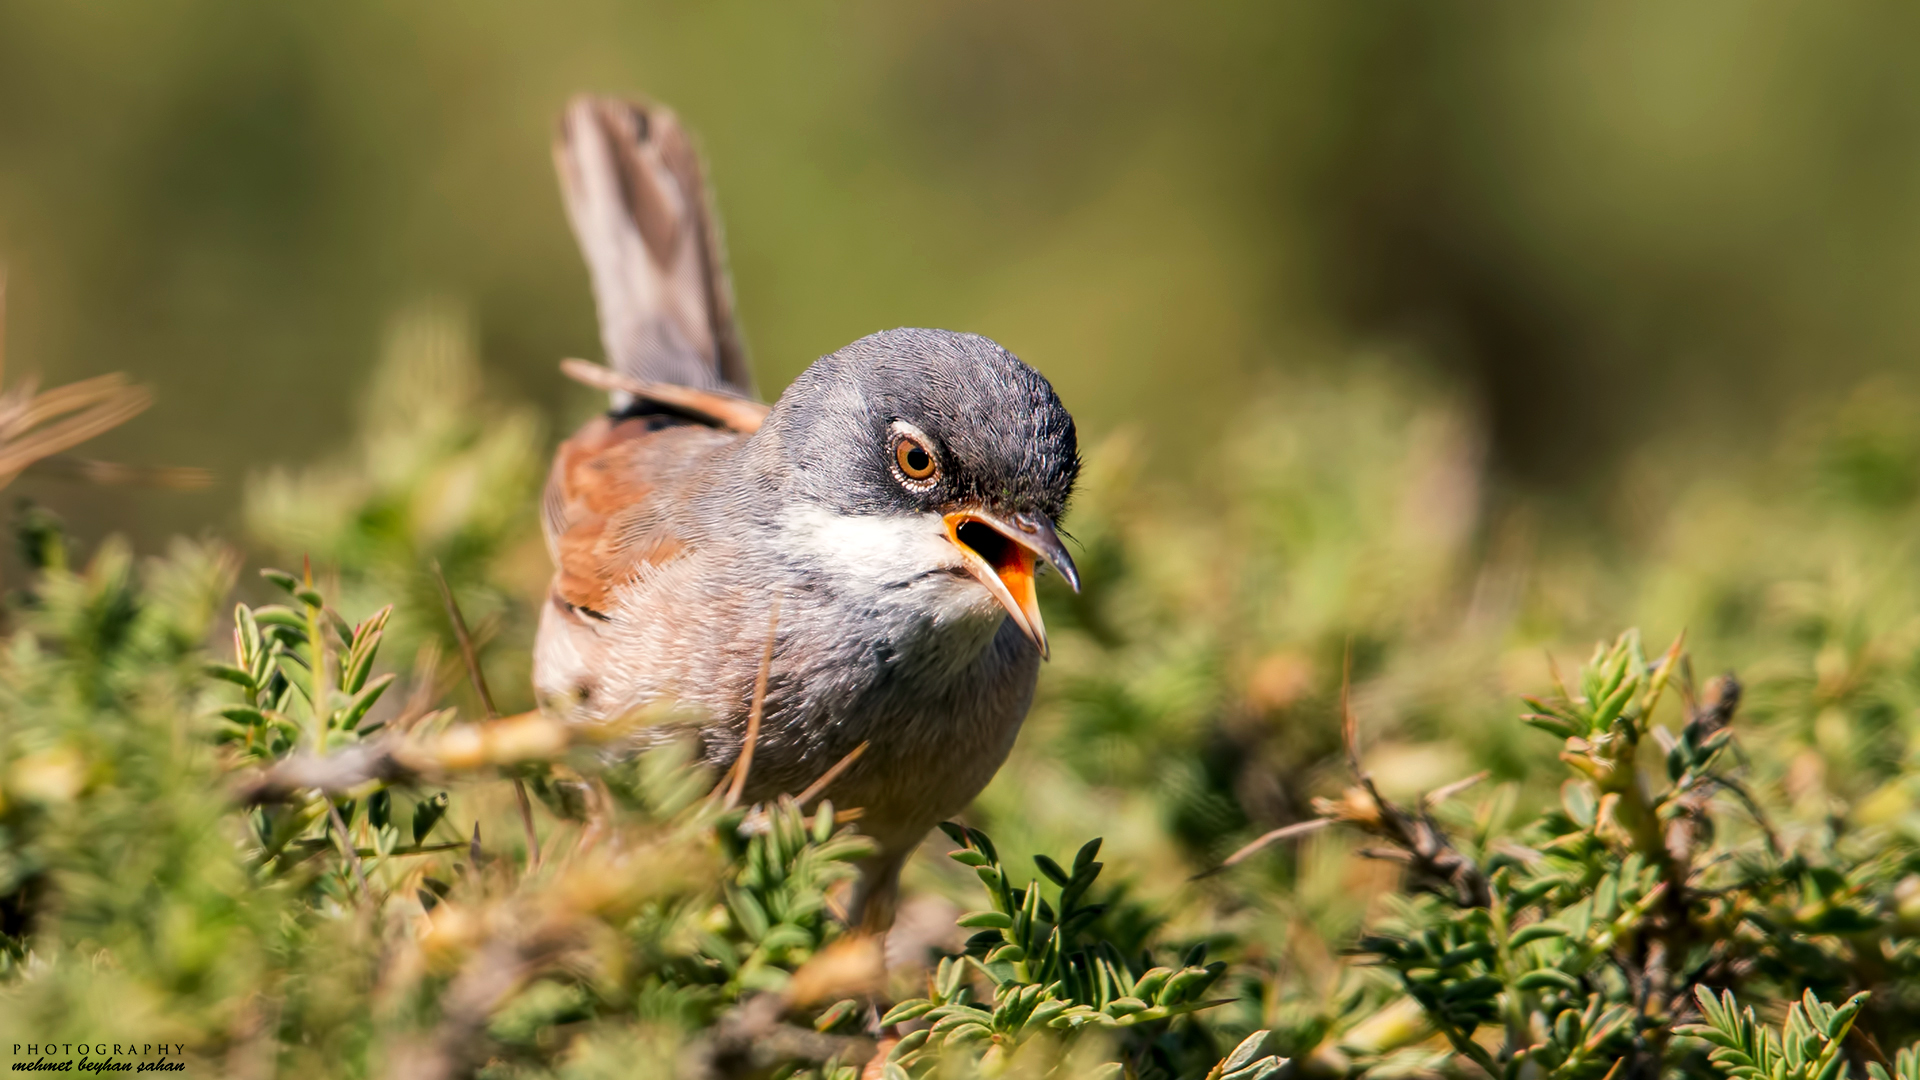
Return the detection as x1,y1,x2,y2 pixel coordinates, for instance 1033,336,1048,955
851,850,909,935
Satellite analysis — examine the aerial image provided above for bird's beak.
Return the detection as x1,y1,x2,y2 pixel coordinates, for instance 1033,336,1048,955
942,509,1080,659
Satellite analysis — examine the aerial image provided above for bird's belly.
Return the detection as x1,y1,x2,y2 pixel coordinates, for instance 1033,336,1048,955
746,615,1041,853
539,565,1041,854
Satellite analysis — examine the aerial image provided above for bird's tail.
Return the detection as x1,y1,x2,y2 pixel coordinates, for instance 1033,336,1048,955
553,96,753,400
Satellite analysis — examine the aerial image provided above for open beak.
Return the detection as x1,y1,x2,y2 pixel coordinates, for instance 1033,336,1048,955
942,509,1080,659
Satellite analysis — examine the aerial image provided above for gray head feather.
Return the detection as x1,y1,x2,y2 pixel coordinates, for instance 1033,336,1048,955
762,328,1079,520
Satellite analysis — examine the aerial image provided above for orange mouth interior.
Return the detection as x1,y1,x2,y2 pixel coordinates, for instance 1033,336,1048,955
954,518,1037,605
944,512,1047,655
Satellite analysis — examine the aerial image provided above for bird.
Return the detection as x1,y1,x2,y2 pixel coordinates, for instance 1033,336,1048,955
537,96,1080,930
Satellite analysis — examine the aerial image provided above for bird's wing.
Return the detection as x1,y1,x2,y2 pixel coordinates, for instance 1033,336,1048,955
540,416,739,621
554,96,754,399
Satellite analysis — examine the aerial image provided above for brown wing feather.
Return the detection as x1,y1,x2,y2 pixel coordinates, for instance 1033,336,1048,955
542,416,736,617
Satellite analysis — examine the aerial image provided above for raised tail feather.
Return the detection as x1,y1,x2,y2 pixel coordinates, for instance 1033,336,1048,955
554,96,753,400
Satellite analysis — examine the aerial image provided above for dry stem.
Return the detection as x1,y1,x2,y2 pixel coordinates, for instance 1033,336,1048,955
434,561,541,870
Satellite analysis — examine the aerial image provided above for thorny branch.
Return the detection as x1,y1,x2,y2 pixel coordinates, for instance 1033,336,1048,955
1205,653,1491,903
233,711,589,805
434,561,542,869
677,993,876,1080
1306,659,1493,907
385,922,581,1080
235,739,414,804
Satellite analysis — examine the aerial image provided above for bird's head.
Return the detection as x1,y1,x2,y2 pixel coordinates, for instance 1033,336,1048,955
765,328,1080,657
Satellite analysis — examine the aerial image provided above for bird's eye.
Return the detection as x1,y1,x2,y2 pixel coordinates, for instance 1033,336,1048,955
895,436,937,481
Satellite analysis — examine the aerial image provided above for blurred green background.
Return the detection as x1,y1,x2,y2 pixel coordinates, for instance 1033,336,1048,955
9,0,1920,550
15,5,1920,1063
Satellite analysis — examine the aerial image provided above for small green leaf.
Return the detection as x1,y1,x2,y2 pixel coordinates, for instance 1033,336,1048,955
1157,965,1219,1004
1522,713,1580,739
813,999,861,1033
1034,853,1071,886
1561,780,1597,829
957,910,1012,930
220,705,268,727
1130,966,1173,1001
729,889,770,939
252,605,307,631
929,1011,991,1037
942,1022,989,1047
336,672,395,732
412,792,450,844
204,662,255,688
1554,1008,1582,1048
812,801,836,845
965,827,998,863
1439,975,1503,1002
1221,1031,1274,1073
1591,679,1636,730
880,1000,935,1026
1515,969,1582,993
887,1029,930,1060
1437,942,1493,968
1023,999,1070,1033
1508,923,1569,949
341,638,380,694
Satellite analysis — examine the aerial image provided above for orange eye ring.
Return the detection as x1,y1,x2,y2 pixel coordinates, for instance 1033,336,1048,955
895,435,938,481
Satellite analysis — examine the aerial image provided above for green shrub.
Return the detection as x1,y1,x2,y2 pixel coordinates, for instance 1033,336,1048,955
11,344,1920,1077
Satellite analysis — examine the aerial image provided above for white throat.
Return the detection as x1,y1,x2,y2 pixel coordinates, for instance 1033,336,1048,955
779,506,1004,627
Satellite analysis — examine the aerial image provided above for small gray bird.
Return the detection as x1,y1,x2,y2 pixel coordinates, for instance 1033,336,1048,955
537,96,1079,929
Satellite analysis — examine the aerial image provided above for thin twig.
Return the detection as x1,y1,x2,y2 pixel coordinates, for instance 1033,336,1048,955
22,453,212,489
1339,642,1390,816
1713,776,1782,857
677,993,875,1080
792,740,869,808
386,922,576,1080
302,556,326,755
0,281,191,493
400,639,446,733
508,781,539,869
327,798,373,904
1205,818,1334,875
1341,641,1362,775
560,358,769,432
235,709,616,805
1422,770,1491,811
236,740,412,803
1545,648,1572,703
342,841,464,858
433,562,498,718
433,561,541,870
1315,644,1493,907
724,594,782,810
0,379,153,478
